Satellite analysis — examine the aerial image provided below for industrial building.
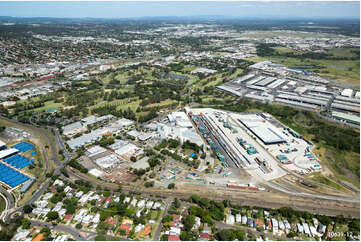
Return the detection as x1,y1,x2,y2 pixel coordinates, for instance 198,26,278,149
189,108,319,179
331,111,360,126
216,61,360,129
238,115,287,145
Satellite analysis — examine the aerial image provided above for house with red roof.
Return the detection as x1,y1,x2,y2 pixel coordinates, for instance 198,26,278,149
168,235,180,241
172,214,181,221
267,220,272,230
120,224,132,236
64,214,73,221
105,216,118,226
254,219,265,228
199,233,212,241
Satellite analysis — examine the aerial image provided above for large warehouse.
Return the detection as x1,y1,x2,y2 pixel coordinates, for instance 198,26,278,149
238,116,287,145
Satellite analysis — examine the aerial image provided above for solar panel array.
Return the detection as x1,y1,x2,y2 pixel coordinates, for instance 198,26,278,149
4,154,33,169
0,163,29,187
12,142,35,153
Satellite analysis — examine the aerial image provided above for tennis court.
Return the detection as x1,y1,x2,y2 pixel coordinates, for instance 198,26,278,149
11,142,35,153
3,154,33,169
0,163,29,187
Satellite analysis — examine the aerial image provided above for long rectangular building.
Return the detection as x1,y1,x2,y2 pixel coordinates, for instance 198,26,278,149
331,103,360,113
332,111,360,125
267,79,285,89
256,77,276,87
238,119,287,145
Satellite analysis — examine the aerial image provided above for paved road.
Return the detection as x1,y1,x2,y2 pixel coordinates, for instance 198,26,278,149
0,186,14,220
153,199,171,241
1,119,74,222
2,117,359,223
30,220,96,241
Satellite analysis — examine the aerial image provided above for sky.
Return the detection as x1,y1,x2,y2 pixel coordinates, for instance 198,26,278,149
0,1,359,20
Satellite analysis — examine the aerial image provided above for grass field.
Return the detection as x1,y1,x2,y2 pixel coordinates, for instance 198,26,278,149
33,100,63,112
245,48,360,85
307,172,345,191
0,195,5,212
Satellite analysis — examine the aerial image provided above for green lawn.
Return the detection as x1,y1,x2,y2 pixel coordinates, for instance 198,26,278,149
307,172,344,191
33,101,63,112
0,196,6,212
245,48,360,85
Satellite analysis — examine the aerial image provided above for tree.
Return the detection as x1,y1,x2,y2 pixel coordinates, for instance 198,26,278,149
40,227,51,237
182,215,195,232
95,235,106,241
23,204,33,214
46,211,59,221
160,234,168,241
168,183,175,189
130,156,137,162
75,223,82,229
162,214,173,223
173,198,181,209
21,219,31,229
144,181,154,188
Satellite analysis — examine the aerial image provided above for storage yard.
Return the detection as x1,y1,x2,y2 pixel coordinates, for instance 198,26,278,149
188,108,321,184
217,61,360,128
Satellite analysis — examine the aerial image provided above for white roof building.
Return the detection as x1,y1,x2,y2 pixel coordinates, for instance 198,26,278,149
279,221,285,230
82,215,93,224
355,91,360,99
88,168,104,178
58,208,66,218
303,223,311,236
0,148,18,159
62,122,83,136
87,145,107,157
43,192,53,201
194,217,201,229
137,199,146,208
93,213,100,224
152,202,161,209
309,225,317,237
95,154,122,169
116,118,135,127
341,88,353,97
134,224,144,233
130,198,137,207
75,191,84,198
226,215,235,225
168,112,193,128
53,179,64,187
115,143,141,157
169,227,181,235
241,215,247,224
297,223,304,233
146,201,154,209
236,214,242,223
13,230,30,241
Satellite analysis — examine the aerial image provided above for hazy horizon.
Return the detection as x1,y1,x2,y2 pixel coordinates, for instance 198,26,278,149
0,1,359,20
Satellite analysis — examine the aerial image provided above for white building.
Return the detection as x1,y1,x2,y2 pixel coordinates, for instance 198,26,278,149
226,215,235,225
341,88,353,97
